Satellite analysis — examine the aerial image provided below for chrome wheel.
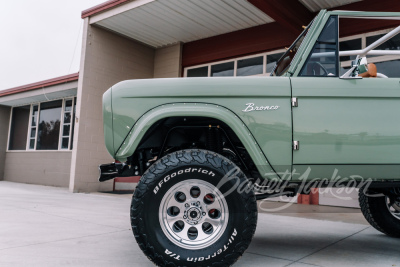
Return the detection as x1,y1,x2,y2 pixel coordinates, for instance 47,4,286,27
159,179,229,250
386,196,400,220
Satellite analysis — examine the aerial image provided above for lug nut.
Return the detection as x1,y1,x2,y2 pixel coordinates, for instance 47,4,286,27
183,215,187,219
196,201,200,206
202,212,206,216
185,203,189,208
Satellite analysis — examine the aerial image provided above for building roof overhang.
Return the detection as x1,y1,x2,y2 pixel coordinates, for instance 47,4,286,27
82,0,132,18
86,0,275,48
0,73,79,107
82,0,370,49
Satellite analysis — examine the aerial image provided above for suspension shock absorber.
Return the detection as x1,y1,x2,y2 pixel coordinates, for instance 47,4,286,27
206,125,217,152
216,125,223,155
206,125,223,154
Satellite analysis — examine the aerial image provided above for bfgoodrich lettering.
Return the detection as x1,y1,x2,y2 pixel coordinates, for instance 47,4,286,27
153,168,215,194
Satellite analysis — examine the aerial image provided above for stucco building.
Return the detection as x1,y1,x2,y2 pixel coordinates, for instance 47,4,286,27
1,0,399,208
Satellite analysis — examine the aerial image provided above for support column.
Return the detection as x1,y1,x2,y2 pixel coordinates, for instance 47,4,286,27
69,19,155,192
154,43,183,78
0,105,11,180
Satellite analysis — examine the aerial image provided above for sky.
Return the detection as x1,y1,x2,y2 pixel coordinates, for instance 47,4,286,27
0,0,105,90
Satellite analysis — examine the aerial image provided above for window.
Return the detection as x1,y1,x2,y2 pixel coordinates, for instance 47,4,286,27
237,56,263,76
36,100,62,150
69,97,76,150
61,99,75,150
28,105,39,149
300,16,339,77
187,66,208,77
184,50,285,77
8,105,30,150
8,98,76,151
211,62,234,77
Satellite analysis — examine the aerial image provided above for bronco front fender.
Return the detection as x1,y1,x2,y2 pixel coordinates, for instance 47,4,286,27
115,103,280,180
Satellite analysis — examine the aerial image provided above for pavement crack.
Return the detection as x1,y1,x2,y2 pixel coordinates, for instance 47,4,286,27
0,229,130,252
244,251,293,262
284,226,371,267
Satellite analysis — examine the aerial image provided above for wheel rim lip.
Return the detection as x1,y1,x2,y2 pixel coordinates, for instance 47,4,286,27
159,179,229,250
385,196,400,220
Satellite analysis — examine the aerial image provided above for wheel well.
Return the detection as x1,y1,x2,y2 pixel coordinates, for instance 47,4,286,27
128,116,260,179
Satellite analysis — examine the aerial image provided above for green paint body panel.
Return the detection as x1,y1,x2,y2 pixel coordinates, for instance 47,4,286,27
102,10,400,181
106,77,292,179
102,89,114,156
291,77,400,180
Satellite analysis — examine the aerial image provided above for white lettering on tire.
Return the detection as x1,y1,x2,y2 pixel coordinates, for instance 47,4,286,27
164,229,237,262
153,168,216,195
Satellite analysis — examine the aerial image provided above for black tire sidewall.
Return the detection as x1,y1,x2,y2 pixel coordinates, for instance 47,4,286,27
132,151,256,266
366,195,400,234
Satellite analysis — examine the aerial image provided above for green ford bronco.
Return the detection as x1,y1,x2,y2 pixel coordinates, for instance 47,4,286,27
100,10,400,266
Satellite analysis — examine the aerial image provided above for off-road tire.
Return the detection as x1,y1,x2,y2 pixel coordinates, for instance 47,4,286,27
131,149,257,266
359,189,400,237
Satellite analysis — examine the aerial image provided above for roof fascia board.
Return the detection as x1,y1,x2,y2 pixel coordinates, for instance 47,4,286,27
89,0,155,24
0,73,79,98
0,81,78,106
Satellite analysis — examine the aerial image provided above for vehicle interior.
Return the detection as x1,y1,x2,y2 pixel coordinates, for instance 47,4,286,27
272,12,400,78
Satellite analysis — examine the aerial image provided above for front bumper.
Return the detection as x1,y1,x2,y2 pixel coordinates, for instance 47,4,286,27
98,162,134,182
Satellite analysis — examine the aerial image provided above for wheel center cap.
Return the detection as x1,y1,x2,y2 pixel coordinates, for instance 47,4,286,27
190,211,198,218
185,206,203,225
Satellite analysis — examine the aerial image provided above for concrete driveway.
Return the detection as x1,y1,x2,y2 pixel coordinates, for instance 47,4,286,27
0,181,399,267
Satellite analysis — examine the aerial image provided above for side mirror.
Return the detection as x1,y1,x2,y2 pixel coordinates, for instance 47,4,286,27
357,57,369,74
340,56,367,79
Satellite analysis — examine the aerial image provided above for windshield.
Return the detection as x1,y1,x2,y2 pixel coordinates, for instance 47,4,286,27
271,22,313,76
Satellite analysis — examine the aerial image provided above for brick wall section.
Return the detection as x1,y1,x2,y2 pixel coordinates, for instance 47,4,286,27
4,152,72,187
0,106,11,180
69,19,155,192
153,43,182,78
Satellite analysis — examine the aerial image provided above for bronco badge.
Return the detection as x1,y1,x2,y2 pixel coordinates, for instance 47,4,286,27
242,103,279,112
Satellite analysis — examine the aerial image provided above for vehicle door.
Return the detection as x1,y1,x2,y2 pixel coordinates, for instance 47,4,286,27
290,15,400,181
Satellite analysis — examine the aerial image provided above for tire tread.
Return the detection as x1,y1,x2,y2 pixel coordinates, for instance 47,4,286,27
131,149,257,267
359,189,400,237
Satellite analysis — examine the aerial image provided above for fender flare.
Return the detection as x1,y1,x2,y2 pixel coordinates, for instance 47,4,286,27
115,103,280,180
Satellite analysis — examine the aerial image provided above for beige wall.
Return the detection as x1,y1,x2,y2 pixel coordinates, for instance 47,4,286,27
70,19,156,192
4,152,72,187
0,105,11,180
154,43,183,78
0,22,183,191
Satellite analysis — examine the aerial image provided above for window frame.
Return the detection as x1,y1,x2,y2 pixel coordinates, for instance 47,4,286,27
6,106,12,151
59,97,75,150
27,104,40,150
7,97,76,152
299,15,339,77
184,49,286,77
